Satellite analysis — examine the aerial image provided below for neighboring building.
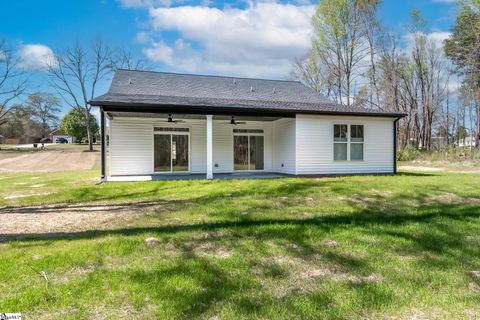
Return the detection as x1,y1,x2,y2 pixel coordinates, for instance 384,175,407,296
50,129,76,144
90,70,405,181
456,136,477,148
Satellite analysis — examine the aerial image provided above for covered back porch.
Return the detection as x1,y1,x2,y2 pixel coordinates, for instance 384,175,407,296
100,108,296,181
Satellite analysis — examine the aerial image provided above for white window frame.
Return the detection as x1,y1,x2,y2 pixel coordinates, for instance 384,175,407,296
233,129,265,171
333,124,365,162
350,124,364,161
333,124,349,161
153,126,191,173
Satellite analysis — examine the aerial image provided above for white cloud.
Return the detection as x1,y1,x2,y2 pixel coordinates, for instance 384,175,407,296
118,0,173,8
447,79,461,93
431,0,457,3
18,44,56,70
143,40,175,64
135,31,151,43
137,2,315,78
404,31,451,53
426,31,451,44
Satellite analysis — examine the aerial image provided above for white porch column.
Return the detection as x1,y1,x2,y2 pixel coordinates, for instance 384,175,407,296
206,114,213,179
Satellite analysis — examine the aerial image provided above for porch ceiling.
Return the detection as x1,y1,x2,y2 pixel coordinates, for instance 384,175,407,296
106,111,284,122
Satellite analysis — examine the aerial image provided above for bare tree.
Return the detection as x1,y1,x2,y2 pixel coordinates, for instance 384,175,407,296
0,40,28,126
48,38,112,151
26,92,61,138
290,50,335,97
110,47,154,71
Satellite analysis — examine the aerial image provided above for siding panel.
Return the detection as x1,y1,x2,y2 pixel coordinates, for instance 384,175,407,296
109,117,273,176
272,118,296,174
295,114,394,174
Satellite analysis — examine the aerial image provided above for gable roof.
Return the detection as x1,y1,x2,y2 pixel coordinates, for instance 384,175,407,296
90,69,405,117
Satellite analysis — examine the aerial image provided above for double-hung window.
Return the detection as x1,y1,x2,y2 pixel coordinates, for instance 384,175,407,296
350,125,364,160
333,124,364,161
333,124,348,161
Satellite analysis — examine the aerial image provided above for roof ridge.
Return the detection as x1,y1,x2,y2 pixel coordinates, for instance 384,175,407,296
116,69,302,84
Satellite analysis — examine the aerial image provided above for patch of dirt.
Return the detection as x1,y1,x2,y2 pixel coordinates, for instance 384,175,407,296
468,282,480,292
0,149,98,172
4,192,52,199
254,254,382,298
425,192,480,205
322,239,338,247
0,201,171,240
187,242,233,259
55,264,96,284
399,165,444,172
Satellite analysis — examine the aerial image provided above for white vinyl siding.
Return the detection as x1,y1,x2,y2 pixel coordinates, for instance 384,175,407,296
272,118,296,174
295,114,394,174
109,118,153,175
108,114,394,178
109,117,273,176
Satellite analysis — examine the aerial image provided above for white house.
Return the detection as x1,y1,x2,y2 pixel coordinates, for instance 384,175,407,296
90,70,405,181
50,129,76,144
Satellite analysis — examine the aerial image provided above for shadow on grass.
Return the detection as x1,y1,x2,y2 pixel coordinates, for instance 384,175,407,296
2,203,479,244
396,172,437,177
2,184,480,318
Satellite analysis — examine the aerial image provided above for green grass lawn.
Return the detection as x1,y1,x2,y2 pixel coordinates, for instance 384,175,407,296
0,170,479,319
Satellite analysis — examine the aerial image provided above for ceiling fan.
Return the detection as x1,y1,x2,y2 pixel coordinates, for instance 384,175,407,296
158,114,185,123
226,116,246,125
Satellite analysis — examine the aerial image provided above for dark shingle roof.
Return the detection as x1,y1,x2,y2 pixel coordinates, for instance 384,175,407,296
90,70,405,117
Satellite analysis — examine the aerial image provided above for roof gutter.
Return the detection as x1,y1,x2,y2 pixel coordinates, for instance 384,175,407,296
90,102,407,119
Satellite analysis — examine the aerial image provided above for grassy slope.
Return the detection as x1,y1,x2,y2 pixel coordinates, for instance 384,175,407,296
0,171,479,319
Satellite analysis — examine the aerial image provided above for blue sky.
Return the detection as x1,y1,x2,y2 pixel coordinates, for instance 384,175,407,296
0,0,459,115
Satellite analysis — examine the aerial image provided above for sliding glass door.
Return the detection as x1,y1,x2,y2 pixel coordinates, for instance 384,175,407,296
234,130,264,171
154,128,189,173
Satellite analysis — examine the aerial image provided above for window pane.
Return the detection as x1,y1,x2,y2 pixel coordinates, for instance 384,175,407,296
249,136,264,170
172,135,189,171
351,143,364,160
334,143,347,161
351,125,364,142
334,124,348,142
234,136,249,170
154,134,171,172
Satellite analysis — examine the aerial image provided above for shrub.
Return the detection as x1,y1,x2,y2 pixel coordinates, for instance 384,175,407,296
397,146,420,161
398,145,480,162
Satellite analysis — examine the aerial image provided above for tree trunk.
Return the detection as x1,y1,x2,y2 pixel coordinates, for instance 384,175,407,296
85,109,93,151
476,99,480,148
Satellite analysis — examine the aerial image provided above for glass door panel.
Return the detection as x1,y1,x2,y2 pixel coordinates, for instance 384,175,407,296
172,134,189,172
249,136,264,170
154,134,171,172
234,135,249,170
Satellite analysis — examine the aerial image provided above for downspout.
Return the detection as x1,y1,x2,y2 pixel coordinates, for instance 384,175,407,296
100,107,106,181
393,117,400,174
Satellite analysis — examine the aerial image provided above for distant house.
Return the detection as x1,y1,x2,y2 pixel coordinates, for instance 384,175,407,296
90,70,406,181
456,136,477,148
50,129,76,144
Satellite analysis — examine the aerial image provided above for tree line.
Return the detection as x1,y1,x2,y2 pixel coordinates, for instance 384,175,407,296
0,38,151,149
291,0,480,151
